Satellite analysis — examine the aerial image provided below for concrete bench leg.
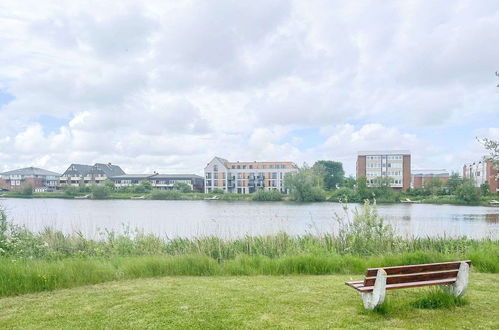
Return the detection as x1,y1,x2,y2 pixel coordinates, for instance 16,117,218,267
450,261,469,297
440,261,469,297
360,269,387,310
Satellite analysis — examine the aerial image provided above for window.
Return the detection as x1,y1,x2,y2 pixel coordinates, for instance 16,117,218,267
242,165,246,169
206,173,211,179
214,165,218,172
249,165,253,169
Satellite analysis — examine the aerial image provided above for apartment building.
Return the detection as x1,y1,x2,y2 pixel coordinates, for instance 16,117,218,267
356,150,411,191
0,167,61,192
463,159,498,193
411,170,449,189
59,163,125,186
111,173,204,192
204,157,298,194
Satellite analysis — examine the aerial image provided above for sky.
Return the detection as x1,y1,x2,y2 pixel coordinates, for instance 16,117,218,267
0,0,498,176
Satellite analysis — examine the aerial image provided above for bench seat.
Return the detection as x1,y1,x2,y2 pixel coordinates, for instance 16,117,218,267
346,277,457,292
345,260,471,309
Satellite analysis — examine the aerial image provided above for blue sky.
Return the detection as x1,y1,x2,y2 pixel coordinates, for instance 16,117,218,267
0,0,498,175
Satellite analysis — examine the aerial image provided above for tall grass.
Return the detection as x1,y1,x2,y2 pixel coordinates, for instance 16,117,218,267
0,203,497,296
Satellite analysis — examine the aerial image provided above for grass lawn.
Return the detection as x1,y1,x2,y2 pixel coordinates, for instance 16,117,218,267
0,273,497,329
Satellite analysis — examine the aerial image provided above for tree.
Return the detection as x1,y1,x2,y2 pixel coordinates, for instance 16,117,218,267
446,173,462,194
342,176,356,189
480,182,490,196
140,180,152,192
456,179,481,203
284,167,326,202
355,176,370,201
425,178,443,196
312,160,345,190
104,180,115,191
91,184,110,199
20,182,33,196
173,182,192,193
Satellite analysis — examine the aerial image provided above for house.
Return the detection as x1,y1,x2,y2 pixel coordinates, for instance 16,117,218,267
204,157,298,194
110,173,204,192
59,163,125,186
0,167,61,192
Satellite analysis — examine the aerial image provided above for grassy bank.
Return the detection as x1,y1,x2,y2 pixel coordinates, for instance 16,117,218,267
1,274,497,329
1,204,497,297
1,250,498,297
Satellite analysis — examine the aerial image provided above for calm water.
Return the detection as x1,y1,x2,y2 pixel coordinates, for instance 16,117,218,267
0,198,498,239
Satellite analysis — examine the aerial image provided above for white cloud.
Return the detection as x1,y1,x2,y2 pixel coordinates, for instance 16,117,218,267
0,0,498,175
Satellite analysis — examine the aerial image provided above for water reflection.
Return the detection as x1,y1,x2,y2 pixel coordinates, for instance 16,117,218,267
0,199,497,239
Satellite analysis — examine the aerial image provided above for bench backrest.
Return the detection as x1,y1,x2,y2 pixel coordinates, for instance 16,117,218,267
363,260,471,286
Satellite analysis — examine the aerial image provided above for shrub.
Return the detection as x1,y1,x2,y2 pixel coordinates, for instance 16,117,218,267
252,190,283,201
91,184,110,199
62,184,79,197
211,188,225,194
456,179,481,203
20,182,34,196
149,190,183,200
335,200,398,255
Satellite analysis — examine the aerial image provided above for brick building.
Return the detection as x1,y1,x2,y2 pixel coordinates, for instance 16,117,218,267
463,159,498,194
0,167,61,192
411,170,449,189
356,150,411,191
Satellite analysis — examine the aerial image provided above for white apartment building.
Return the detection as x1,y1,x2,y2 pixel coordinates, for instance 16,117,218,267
204,157,298,194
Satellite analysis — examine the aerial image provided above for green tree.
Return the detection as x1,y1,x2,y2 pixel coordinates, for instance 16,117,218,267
456,179,481,203
91,184,110,199
173,182,192,193
312,160,345,190
20,182,34,196
355,176,370,201
104,180,115,191
284,167,326,202
341,176,356,189
140,180,153,192
480,182,490,195
425,178,443,196
446,173,462,194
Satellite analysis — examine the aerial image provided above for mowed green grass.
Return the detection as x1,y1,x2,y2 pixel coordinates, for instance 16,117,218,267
0,273,497,329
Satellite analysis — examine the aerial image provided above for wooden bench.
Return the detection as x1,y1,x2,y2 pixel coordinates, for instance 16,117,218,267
346,260,471,309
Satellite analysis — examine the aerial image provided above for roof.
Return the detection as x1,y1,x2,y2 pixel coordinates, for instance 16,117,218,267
0,167,61,177
154,174,203,179
412,169,449,177
358,150,411,156
63,163,125,177
93,163,125,177
110,174,155,179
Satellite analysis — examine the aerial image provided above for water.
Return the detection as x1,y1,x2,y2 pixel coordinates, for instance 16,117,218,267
0,198,498,239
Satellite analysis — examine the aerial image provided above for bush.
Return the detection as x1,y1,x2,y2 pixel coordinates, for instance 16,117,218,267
20,182,34,196
335,200,397,255
149,190,183,200
62,184,79,197
90,184,110,199
456,179,481,203
252,190,283,201
211,188,225,194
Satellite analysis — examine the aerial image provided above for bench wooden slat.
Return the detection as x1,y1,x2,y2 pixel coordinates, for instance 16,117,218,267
365,260,471,277
356,278,457,292
363,270,459,286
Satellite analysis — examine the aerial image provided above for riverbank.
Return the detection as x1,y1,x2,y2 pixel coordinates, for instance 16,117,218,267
2,190,497,206
1,273,497,329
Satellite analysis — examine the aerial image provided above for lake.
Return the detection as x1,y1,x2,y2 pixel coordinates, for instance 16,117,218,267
0,198,498,239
